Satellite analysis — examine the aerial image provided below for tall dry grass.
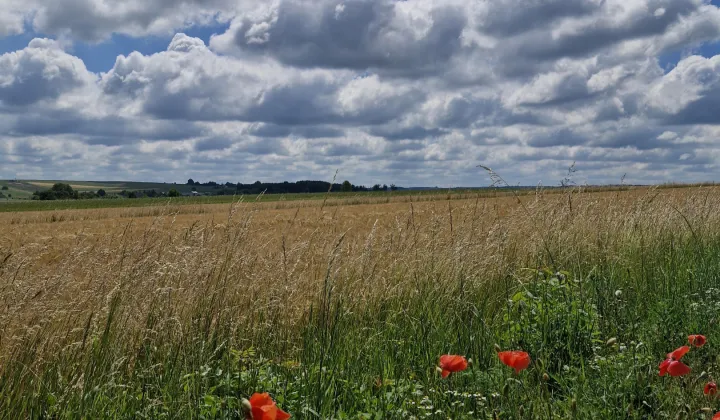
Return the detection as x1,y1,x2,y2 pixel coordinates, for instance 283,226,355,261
2,185,720,417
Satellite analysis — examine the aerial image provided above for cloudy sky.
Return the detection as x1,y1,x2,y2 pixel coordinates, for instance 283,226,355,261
2,0,720,186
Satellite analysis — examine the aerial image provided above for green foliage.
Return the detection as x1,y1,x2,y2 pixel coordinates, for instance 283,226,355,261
501,269,600,373
168,188,180,197
342,180,352,192
1,185,7,190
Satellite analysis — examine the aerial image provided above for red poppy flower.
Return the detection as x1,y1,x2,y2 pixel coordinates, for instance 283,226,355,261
706,381,718,396
667,345,690,361
714,412,720,420
438,355,468,378
248,393,291,420
659,358,691,377
689,334,707,347
497,350,531,374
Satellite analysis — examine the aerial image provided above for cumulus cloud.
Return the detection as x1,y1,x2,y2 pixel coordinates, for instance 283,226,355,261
646,55,720,124
24,0,242,42
210,0,467,77
3,0,720,185
0,39,95,107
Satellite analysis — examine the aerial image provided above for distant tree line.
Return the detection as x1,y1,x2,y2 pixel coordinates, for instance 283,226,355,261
30,179,399,201
32,183,169,200
187,179,373,195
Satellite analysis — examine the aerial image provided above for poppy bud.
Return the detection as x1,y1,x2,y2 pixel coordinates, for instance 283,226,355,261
435,366,444,374
494,344,502,353
606,337,617,347
519,406,524,417
542,372,550,382
241,398,253,419
468,358,473,366
701,407,713,413
571,398,577,414
502,383,510,398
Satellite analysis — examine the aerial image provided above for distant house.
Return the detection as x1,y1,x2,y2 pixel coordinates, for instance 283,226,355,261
191,191,201,196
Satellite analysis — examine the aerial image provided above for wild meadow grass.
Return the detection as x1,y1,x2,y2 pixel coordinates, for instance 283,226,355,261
2,185,720,418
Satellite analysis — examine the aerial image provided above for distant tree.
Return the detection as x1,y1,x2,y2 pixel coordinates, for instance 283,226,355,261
168,188,180,197
191,186,197,191
1,185,7,190
51,183,75,199
187,179,195,185
78,191,98,199
128,191,138,199
97,189,106,197
390,184,398,191
33,183,76,200
342,180,352,192
382,184,388,191
372,184,381,191
7,194,10,198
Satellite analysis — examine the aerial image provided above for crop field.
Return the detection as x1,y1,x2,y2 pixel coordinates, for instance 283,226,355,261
0,189,499,213
2,183,720,419
0,179,227,202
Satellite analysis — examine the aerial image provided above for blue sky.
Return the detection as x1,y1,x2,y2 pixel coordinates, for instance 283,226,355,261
2,0,720,186
0,22,231,73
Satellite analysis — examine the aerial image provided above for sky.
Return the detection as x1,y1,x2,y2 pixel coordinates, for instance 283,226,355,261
2,1,720,187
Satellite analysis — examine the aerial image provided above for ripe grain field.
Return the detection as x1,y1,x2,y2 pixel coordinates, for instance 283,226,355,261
2,185,720,419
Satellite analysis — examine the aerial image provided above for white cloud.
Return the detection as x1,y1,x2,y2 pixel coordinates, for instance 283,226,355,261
2,0,720,185
27,0,241,42
0,38,97,107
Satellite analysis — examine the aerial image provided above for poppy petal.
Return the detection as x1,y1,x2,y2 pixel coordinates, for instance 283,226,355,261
441,369,450,378
498,351,531,373
248,393,291,420
659,358,671,376
253,404,278,420
705,381,718,396
667,360,691,377
498,351,512,366
667,346,690,361
439,355,468,373
249,393,271,407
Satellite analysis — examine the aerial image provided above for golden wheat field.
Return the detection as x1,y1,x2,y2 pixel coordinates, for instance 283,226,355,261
0,186,701,357
4,185,720,418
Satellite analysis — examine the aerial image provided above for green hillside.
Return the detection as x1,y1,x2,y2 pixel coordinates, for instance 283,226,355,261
0,180,221,200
